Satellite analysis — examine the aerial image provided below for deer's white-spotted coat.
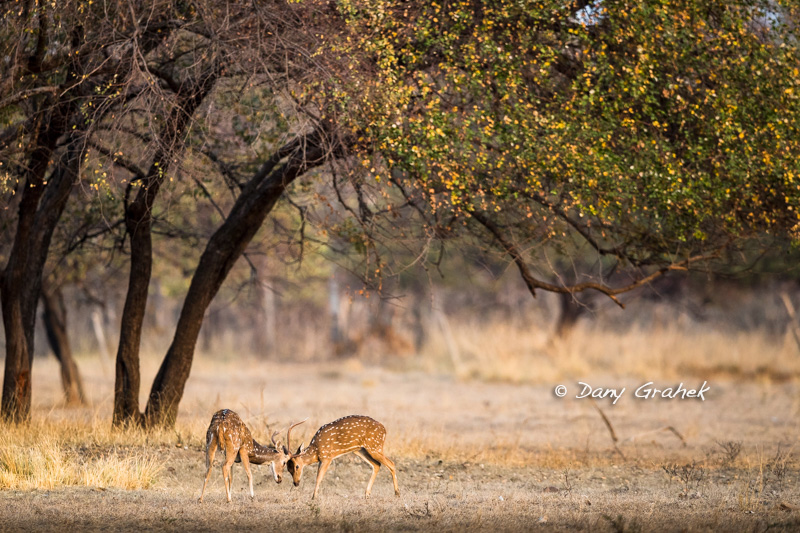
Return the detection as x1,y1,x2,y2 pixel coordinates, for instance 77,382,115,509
310,415,387,459
199,409,288,503
287,414,400,499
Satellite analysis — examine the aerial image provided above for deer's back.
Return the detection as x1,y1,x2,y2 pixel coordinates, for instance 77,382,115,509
207,409,254,456
311,415,386,458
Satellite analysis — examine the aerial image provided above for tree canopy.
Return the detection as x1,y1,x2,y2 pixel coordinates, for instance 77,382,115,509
322,0,800,301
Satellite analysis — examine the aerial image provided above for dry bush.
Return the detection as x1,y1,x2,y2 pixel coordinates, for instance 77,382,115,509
662,461,706,496
713,440,743,467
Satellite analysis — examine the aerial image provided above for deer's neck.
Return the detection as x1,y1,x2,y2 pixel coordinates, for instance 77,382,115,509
248,439,278,465
299,444,320,465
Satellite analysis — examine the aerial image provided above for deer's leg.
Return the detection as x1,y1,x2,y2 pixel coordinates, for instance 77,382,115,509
199,438,218,503
366,449,400,496
312,459,333,500
356,448,381,499
228,453,234,492
222,450,237,503
239,451,254,499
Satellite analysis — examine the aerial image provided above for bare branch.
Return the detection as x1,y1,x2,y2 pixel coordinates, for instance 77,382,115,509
201,149,244,192
187,172,258,273
64,219,125,255
590,399,626,460
0,86,59,111
469,209,721,308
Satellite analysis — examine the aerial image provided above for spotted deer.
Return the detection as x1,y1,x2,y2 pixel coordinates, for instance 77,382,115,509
199,409,302,502
286,415,400,499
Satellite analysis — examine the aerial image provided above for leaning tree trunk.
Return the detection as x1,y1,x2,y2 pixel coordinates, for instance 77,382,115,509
2,132,61,422
41,285,85,405
112,68,218,428
143,128,333,428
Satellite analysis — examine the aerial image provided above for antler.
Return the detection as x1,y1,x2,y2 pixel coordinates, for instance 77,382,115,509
270,429,281,448
286,418,309,456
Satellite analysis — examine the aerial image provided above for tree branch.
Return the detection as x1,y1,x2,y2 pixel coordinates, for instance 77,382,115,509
469,209,720,308
0,86,59,111
201,149,244,192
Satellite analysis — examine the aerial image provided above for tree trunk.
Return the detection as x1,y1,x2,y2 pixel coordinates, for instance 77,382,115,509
143,128,333,428
258,273,277,354
554,292,590,338
113,69,219,427
90,308,112,375
112,201,151,427
329,276,343,346
411,292,427,353
1,139,81,422
41,285,85,405
1,290,31,423
1,14,178,423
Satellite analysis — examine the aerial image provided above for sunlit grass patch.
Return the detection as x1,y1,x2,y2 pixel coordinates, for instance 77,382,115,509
80,453,163,490
0,420,165,491
0,438,72,490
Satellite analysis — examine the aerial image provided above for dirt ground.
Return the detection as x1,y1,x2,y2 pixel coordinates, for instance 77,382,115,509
0,355,799,532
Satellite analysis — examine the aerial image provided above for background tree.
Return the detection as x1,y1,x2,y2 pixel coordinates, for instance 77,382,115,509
0,0,185,422
40,282,85,405
87,2,352,427
324,0,800,306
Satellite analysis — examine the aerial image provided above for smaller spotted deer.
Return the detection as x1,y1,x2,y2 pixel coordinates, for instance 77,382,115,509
199,409,301,502
286,415,400,499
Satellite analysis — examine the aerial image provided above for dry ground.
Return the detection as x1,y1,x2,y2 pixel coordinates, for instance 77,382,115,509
1,326,800,532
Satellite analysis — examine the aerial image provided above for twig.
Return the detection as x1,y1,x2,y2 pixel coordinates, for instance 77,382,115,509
621,426,687,447
87,138,146,181
590,399,626,460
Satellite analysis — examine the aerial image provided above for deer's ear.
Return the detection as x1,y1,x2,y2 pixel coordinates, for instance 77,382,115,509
295,444,303,455
283,445,289,455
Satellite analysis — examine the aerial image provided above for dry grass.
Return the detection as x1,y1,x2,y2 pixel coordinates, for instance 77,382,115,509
415,319,800,384
0,419,164,490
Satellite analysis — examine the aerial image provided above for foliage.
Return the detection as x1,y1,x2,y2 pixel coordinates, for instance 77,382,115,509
327,0,800,276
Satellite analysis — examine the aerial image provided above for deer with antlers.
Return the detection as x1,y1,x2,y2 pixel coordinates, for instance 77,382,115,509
286,415,400,499
199,409,303,503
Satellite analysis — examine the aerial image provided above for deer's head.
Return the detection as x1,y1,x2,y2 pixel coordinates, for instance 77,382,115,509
266,430,291,483
285,418,309,487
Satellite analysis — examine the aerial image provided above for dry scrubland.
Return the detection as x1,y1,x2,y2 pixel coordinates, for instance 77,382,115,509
1,323,800,532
